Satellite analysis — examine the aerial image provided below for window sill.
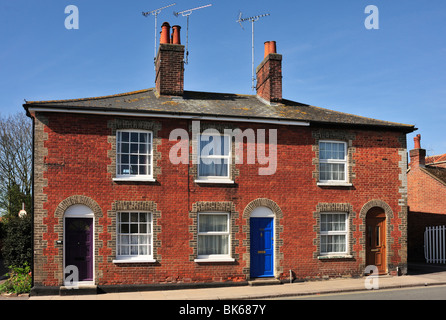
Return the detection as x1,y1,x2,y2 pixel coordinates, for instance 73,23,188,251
317,182,353,187
194,179,235,184
113,177,156,183
113,258,157,264
317,255,353,260
194,257,236,263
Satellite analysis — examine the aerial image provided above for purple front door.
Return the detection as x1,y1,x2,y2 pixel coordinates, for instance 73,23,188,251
65,218,93,281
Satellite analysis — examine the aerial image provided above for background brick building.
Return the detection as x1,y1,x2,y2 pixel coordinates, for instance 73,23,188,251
408,134,446,262
24,22,415,295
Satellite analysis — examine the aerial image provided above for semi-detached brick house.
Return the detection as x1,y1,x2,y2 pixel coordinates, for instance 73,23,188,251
24,22,416,295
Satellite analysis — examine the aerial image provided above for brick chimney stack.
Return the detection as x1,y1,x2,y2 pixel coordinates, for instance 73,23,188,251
410,134,426,168
155,22,184,96
256,41,282,103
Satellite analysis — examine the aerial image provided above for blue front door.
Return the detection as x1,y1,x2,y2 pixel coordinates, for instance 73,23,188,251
250,218,274,277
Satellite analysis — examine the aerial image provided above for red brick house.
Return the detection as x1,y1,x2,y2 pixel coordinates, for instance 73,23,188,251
407,135,446,262
24,22,415,295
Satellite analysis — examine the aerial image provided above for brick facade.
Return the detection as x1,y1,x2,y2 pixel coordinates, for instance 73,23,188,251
407,136,446,262
30,111,409,287
26,22,414,291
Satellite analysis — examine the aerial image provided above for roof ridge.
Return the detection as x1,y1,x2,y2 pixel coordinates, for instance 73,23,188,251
25,88,152,105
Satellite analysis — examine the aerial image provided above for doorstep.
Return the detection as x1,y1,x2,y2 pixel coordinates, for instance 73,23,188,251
59,284,98,296
248,278,282,286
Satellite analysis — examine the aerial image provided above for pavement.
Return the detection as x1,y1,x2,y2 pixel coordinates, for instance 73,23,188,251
23,263,446,300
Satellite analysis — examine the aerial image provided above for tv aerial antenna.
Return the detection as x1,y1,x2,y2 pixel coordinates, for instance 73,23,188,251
142,3,176,68
236,12,270,90
174,4,212,64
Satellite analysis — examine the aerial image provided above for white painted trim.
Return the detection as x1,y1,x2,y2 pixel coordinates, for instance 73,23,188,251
26,107,311,127
250,207,275,218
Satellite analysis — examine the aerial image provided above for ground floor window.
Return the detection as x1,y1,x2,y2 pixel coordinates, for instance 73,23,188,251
117,212,152,260
320,212,348,255
197,212,230,259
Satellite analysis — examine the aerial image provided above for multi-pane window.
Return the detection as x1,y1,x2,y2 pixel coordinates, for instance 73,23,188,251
117,130,152,178
319,141,347,182
320,213,348,255
117,212,152,259
198,134,231,179
197,213,230,258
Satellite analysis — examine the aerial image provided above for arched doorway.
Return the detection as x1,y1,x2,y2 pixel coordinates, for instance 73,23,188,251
366,207,387,275
64,204,94,285
250,207,275,278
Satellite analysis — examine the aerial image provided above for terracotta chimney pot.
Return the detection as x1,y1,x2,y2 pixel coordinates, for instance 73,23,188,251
172,25,181,45
414,134,421,149
160,22,171,44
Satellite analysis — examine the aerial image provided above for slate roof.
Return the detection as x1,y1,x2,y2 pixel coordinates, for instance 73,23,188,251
24,88,416,132
422,166,446,187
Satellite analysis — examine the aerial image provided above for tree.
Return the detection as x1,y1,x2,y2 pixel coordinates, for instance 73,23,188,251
0,112,32,218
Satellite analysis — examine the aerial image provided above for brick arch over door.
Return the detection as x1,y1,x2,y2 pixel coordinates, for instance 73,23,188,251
242,198,284,279
54,195,103,285
359,199,394,273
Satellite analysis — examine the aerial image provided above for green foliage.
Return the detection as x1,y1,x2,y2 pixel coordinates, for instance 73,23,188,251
1,215,32,268
0,263,32,294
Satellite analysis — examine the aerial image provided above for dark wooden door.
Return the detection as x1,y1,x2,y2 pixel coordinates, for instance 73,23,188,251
65,218,93,281
366,210,386,275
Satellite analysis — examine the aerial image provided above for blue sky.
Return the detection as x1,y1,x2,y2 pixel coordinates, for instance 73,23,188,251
1,0,445,155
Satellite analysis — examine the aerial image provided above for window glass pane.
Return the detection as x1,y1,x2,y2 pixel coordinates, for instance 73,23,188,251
121,143,129,153
120,223,129,233
120,246,129,255
131,212,138,222
139,245,148,255
140,212,148,222
140,133,147,143
199,159,229,177
130,235,138,244
139,144,147,154
130,224,138,234
121,132,129,142
120,235,129,245
200,135,229,156
199,214,228,232
120,212,129,222
131,132,139,142
198,235,229,255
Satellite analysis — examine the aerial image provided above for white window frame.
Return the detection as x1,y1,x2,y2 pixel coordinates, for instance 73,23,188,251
195,212,234,262
319,212,349,256
195,133,233,184
113,211,155,263
318,140,349,185
114,129,155,182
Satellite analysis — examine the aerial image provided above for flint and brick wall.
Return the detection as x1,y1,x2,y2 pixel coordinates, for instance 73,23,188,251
32,111,409,286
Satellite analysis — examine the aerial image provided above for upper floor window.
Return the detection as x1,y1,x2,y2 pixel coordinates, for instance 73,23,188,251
116,130,153,180
319,141,347,183
197,134,231,181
